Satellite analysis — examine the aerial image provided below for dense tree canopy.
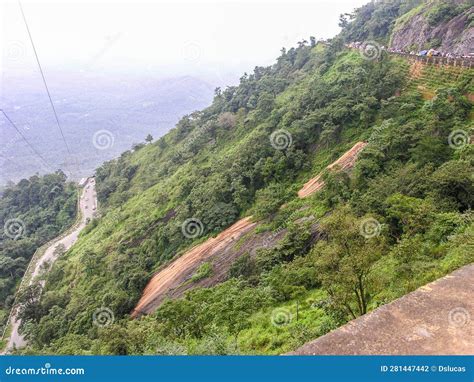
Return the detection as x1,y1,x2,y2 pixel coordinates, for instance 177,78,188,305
0,172,77,331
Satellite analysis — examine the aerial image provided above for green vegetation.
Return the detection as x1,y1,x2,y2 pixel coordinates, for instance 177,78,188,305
9,0,474,355
425,1,471,26
0,172,77,333
340,0,472,48
190,262,213,283
339,0,424,43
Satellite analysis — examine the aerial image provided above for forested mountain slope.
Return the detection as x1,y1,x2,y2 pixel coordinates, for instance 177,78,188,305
0,173,77,337
390,0,473,54
340,0,473,54
13,0,474,355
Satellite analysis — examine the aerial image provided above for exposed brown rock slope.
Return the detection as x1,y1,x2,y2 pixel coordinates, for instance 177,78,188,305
390,2,473,55
132,217,258,316
289,264,474,355
298,142,367,198
132,142,367,317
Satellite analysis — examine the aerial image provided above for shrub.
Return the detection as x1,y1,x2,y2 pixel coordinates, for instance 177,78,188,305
191,262,213,282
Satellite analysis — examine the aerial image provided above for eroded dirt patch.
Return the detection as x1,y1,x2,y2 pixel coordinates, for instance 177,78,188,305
132,217,258,316
298,141,367,198
133,141,367,316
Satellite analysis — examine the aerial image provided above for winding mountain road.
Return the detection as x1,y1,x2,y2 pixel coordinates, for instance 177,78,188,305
5,178,97,352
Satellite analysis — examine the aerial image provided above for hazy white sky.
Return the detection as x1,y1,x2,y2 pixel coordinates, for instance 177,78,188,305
1,0,369,78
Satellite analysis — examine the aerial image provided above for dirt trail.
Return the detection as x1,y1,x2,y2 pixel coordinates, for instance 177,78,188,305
289,264,474,355
298,141,367,198
132,217,257,316
133,142,367,316
5,178,97,352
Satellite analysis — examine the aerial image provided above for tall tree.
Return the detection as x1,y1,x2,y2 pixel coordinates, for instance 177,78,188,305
313,207,386,318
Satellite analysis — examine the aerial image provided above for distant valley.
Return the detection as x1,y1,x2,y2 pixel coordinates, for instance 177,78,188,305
0,72,218,184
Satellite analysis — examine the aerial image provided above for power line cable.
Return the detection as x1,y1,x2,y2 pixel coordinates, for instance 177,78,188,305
0,109,55,172
18,1,75,177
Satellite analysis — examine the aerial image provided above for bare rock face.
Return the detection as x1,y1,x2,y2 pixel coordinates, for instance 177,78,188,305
390,6,473,55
